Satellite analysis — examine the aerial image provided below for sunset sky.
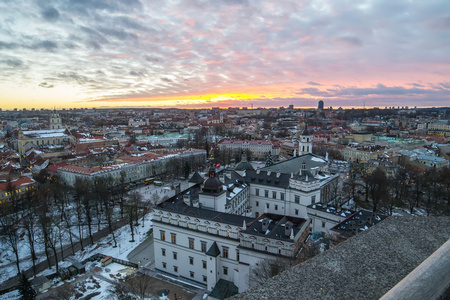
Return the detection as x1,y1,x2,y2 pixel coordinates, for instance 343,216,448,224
1,0,449,110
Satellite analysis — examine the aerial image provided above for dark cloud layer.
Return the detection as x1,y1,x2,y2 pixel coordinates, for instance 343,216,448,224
1,0,449,107
41,7,60,22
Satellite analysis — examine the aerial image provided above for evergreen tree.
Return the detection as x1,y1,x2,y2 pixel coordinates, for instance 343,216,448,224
265,151,274,167
184,161,191,179
205,140,209,158
18,272,36,300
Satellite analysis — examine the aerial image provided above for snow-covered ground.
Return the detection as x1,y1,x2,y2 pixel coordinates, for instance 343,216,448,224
73,213,153,262
0,180,178,286
136,180,191,205
0,208,114,286
0,213,153,300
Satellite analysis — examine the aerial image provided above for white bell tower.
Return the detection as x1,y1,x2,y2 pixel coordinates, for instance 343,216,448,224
299,127,312,154
50,109,63,130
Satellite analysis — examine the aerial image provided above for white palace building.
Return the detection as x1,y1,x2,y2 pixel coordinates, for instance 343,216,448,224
152,133,342,297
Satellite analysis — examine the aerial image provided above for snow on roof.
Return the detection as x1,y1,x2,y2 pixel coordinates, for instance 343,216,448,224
0,176,35,191
311,157,326,162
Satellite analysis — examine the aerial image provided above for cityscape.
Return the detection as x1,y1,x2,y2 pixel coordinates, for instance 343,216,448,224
1,0,450,299
0,104,448,299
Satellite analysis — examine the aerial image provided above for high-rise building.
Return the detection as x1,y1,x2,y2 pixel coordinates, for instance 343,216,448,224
318,100,324,110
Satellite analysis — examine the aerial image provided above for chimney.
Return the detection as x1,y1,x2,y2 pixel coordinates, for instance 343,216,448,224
267,169,271,176
285,221,293,237
291,172,294,178
276,171,281,178
262,218,269,232
325,152,329,161
243,220,247,230
183,195,191,206
257,169,260,174
290,228,294,240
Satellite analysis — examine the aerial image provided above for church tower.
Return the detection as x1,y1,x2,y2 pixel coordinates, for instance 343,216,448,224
299,126,313,154
50,109,63,130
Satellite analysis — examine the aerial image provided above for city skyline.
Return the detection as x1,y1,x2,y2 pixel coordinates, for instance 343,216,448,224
1,0,450,110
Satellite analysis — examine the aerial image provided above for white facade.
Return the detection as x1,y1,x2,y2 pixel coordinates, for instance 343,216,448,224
246,169,339,220
58,150,206,186
152,154,336,296
299,131,313,154
152,206,309,293
152,213,243,291
218,140,280,158
307,204,354,234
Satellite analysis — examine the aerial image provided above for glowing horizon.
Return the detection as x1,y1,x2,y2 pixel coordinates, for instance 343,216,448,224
1,0,449,110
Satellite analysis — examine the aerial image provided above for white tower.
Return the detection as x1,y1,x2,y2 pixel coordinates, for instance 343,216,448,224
299,127,312,154
49,109,63,130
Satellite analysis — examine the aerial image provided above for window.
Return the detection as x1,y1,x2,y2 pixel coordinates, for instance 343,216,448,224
322,221,326,228
275,205,278,210
255,188,260,196
173,252,177,260
202,260,207,269
256,201,259,207
236,250,240,261
174,266,178,273
190,271,194,278
201,241,207,253
264,190,269,197
295,209,299,215
312,195,316,204
203,275,207,282
222,247,229,258
223,267,228,276
171,233,176,244
295,195,300,203
266,203,269,209
162,262,166,268
189,257,194,265
160,231,165,241
280,193,285,200
162,248,166,256
272,191,276,199
189,238,194,249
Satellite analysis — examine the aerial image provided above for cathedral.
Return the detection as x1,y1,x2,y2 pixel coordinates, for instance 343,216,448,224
16,110,75,155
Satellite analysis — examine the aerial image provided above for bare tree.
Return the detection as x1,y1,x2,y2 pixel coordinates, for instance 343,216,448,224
249,257,292,286
0,209,21,274
150,192,160,206
127,191,142,243
21,190,38,275
123,274,152,300
366,167,388,212
342,163,362,203
405,169,423,214
37,189,60,272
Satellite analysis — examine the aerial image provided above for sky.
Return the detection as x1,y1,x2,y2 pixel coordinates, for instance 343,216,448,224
1,0,450,110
